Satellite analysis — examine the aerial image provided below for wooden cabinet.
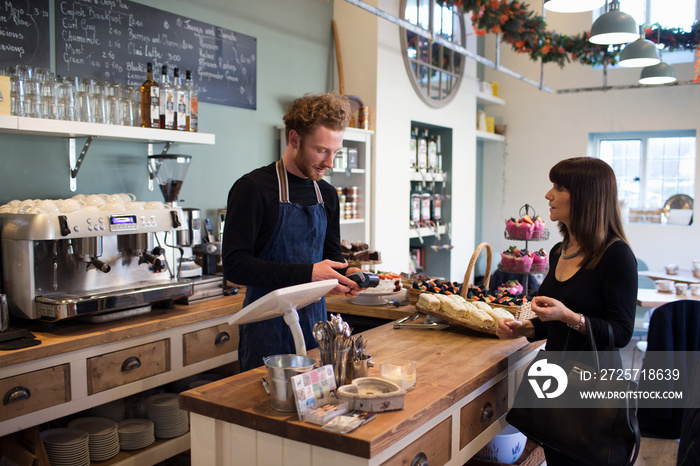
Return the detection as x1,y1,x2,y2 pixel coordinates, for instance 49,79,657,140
382,417,452,466
87,340,171,394
0,365,71,422
183,323,238,366
459,377,508,449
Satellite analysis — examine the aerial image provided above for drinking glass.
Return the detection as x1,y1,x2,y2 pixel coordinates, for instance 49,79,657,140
10,76,24,116
105,96,120,125
119,97,134,126
75,92,92,122
92,94,106,124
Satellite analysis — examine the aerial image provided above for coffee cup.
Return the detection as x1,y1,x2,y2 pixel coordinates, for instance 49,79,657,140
689,284,700,296
125,201,145,211
36,199,60,213
655,280,675,293
82,205,99,212
119,193,136,203
675,283,688,296
665,264,679,275
58,199,83,213
101,202,126,212
84,194,106,207
107,194,126,204
71,194,86,201
0,206,13,213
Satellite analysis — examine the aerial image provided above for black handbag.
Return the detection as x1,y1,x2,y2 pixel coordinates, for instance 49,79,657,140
506,322,641,466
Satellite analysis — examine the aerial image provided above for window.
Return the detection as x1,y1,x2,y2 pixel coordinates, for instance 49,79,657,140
400,0,466,107
591,130,696,224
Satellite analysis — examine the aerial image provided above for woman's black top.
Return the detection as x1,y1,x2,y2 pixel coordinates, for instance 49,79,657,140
530,240,638,351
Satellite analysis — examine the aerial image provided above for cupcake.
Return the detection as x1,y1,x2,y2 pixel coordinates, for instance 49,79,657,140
532,216,545,239
515,249,533,273
498,280,523,296
531,248,548,272
505,218,518,238
514,218,534,240
500,246,518,271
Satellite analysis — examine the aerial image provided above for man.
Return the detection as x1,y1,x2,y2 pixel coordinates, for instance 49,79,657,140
223,92,361,372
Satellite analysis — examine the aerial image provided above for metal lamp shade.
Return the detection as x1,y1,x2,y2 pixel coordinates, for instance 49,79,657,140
544,0,606,13
589,3,638,45
618,38,661,67
639,62,677,85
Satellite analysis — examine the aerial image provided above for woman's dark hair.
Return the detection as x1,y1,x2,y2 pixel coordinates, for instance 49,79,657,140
549,157,631,269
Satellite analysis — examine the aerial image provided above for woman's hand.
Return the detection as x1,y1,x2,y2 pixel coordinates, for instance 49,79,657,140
531,296,571,322
496,318,534,339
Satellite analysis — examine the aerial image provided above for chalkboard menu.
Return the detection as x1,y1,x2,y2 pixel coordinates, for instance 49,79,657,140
55,0,256,109
0,0,50,69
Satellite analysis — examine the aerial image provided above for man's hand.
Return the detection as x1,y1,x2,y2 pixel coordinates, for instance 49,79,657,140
312,260,361,297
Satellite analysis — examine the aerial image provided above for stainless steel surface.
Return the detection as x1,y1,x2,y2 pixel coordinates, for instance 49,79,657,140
0,205,189,320
0,295,8,332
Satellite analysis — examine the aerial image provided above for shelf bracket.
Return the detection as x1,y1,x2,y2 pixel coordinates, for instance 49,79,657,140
147,142,172,191
69,136,95,192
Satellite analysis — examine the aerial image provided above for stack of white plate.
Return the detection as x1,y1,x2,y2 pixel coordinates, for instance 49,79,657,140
67,416,120,462
146,393,189,438
117,418,155,450
40,428,90,466
85,398,126,422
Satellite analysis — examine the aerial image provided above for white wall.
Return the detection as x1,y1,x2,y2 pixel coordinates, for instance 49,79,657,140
481,9,700,271
336,0,480,281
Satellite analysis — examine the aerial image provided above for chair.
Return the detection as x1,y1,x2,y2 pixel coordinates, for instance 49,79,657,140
636,299,700,439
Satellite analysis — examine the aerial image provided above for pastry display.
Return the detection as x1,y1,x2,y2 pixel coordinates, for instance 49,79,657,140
498,280,523,295
466,285,528,308
531,248,548,272
531,216,546,238
515,249,533,273
341,240,381,264
500,246,518,270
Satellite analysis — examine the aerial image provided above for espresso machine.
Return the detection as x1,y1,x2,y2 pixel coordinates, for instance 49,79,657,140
0,199,193,322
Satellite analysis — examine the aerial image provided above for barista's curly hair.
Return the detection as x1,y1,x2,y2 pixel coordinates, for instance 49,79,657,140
283,92,351,144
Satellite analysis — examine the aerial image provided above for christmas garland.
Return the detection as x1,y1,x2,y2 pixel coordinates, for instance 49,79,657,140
439,0,700,68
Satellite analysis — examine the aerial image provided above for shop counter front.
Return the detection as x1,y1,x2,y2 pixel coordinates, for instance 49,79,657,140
179,321,541,466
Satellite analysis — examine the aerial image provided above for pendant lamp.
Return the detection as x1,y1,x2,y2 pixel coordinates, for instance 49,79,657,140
589,0,638,45
618,27,660,67
639,61,676,85
544,0,605,13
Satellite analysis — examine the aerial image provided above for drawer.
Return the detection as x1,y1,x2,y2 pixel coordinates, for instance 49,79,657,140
459,377,508,450
87,339,170,395
183,323,238,366
381,417,451,466
0,364,70,422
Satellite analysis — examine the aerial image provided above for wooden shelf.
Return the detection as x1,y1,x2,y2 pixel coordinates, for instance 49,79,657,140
0,115,215,144
476,130,505,142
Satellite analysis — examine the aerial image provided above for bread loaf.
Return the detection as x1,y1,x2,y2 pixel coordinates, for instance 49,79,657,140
417,292,441,311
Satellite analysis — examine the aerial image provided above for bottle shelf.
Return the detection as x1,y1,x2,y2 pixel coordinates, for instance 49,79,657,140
0,115,215,144
340,218,365,225
408,223,447,239
476,91,505,106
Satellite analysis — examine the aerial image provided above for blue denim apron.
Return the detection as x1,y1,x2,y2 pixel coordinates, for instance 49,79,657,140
238,159,328,372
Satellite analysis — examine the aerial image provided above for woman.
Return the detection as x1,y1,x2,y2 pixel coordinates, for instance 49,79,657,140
497,157,638,465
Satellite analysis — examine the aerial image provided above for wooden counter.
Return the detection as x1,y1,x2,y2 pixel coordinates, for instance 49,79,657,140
180,322,541,466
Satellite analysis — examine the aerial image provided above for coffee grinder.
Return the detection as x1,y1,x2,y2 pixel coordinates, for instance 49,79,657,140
148,154,202,279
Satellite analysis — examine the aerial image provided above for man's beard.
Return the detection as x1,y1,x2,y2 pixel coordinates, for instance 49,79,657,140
293,141,326,181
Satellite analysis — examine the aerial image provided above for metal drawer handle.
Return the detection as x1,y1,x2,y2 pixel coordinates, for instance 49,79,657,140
214,332,230,346
411,452,428,466
481,401,494,420
121,356,142,372
3,386,31,405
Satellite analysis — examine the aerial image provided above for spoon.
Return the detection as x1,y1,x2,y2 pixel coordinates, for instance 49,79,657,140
312,321,325,347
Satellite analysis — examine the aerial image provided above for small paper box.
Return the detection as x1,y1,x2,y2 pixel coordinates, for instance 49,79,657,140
479,81,492,95
291,364,337,421
485,117,495,133
346,148,359,169
303,399,349,425
491,81,499,97
0,76,10,116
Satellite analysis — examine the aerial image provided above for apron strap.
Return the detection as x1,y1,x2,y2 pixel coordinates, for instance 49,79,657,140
276,158,325,205
275,159,290,203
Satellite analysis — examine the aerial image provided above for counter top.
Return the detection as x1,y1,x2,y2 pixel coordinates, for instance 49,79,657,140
0,292,247,369
179,321,539,459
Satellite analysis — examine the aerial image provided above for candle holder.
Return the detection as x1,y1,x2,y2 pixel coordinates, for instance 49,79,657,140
379,359,416,391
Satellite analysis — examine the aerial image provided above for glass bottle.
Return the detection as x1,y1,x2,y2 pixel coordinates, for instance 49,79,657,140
174,68,188,131
410,127,418,171
427,132,438,171
186,70,198,132
417,129,428,171
140,62,159,128
159,65,175,130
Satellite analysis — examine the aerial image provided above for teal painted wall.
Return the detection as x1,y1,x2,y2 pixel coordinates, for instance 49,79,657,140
1,0,336,224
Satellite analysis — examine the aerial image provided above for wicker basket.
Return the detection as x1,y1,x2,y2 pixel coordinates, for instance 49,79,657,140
460,242,534,321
